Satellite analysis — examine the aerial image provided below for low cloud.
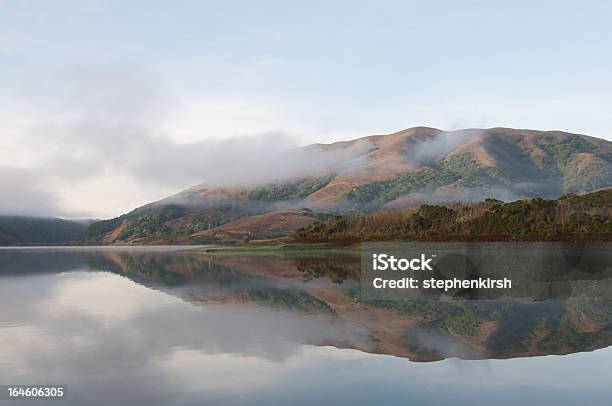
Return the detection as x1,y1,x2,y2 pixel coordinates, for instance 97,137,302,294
0,166,62,217
1,65,370,217
408,129,483,164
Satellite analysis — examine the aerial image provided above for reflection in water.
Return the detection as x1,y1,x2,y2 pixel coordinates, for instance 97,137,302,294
0,245,611,405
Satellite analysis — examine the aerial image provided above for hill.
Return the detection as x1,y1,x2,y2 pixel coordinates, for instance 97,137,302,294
0,216,91,245
83,127,612,244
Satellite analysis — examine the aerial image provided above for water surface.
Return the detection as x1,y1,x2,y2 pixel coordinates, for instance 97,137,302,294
0,245,611,405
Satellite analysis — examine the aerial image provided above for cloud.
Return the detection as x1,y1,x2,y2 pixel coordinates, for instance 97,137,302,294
22,67,370,187
407,129,483,164
0,166,62,216
0,65,371,218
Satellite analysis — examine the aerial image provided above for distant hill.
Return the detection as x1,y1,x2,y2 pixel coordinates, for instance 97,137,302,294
0,216,91,245
83,127,612,244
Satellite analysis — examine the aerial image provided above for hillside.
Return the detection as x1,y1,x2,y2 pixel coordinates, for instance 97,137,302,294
83,127,612,244
0,216,90,245
294,189,612,242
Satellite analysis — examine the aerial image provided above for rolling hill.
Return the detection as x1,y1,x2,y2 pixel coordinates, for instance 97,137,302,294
0,216,91,245
83,127,612,244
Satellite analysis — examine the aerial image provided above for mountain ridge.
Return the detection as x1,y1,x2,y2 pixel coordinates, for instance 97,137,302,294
82,126,612,244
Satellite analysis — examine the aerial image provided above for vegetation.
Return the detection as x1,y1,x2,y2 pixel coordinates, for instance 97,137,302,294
345,153,484,206
537,134,612,193
117,205,186,240
347,135,612,207
174,205,242,234
344,151,544,207
294,189,612,241
83,205,150,241
83,203,247,243
82,176,336,244
244,175,335,201
200,241,354,253
541,134,592,170
245,288,336,313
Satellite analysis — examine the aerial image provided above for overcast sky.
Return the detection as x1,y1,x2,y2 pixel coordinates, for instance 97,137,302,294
1,0,611,218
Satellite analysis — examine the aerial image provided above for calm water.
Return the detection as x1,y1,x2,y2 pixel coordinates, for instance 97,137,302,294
0,245,611,405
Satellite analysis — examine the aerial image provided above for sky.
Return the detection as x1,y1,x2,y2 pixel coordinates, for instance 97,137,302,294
1,0,611,218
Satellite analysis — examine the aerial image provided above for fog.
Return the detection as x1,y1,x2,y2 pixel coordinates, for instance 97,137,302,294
1,66,590,219
0,66,370,217
0,166,62,216
407,129,483,164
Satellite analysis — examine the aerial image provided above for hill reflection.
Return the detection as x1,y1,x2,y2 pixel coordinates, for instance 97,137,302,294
31,243,608,363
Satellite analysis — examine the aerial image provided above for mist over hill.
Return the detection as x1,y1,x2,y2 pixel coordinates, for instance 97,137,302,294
83,127,612,244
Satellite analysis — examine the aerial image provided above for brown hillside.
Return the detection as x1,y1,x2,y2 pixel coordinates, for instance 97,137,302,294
83,127,612,244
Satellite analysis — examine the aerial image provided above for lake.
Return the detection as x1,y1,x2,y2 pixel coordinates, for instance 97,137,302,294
0,244,611,405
